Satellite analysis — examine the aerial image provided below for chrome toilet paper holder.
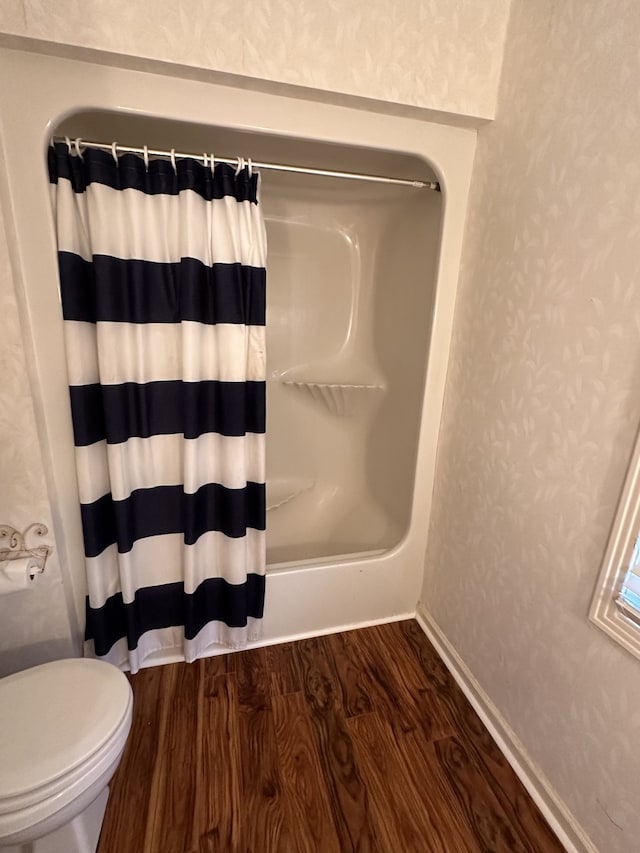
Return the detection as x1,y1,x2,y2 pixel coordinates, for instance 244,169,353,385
0,523,52,575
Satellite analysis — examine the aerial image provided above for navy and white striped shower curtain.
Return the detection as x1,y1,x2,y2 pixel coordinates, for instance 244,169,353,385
48,142,267,672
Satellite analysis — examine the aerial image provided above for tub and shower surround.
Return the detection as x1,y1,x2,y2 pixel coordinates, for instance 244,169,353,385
0,46,477,666
45,114,445,661
48,142,267,672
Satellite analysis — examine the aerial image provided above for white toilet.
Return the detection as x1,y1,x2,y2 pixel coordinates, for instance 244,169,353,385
0,658,133,853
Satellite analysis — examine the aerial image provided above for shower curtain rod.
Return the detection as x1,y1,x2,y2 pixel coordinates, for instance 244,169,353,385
52,137,441,191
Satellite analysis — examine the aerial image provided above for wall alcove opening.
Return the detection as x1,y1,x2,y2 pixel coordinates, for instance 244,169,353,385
55,110,443,569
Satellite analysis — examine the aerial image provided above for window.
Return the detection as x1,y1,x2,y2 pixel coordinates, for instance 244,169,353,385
617,533,640,625
590,426,640,658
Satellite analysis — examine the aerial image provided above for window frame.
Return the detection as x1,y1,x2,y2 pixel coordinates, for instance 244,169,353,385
590,424,640,660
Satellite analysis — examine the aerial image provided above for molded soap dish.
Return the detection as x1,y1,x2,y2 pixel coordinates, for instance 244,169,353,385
281,380,385,417
267,477,315,511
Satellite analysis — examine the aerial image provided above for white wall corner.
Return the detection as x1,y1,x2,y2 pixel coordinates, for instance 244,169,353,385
415,603,598,853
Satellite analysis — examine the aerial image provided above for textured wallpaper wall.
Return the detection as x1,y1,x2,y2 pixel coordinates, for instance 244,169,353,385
0,0,510,119
0,202,74,674
421,1,640,850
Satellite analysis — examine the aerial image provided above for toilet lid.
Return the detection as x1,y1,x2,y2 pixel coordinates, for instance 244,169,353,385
0,658,132,800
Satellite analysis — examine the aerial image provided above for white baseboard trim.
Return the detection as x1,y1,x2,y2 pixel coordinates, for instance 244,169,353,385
138,611,416,671
415,604,597,853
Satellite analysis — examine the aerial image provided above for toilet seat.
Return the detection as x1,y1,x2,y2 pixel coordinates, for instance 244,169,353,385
0,659,133,842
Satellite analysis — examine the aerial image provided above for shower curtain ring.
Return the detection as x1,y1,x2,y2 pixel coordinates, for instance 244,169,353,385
74,137,84,160
247,158,253,178
111,142,118,164
170,148,177,174
143,145,149,171
65,136,72,153
210,153,215,173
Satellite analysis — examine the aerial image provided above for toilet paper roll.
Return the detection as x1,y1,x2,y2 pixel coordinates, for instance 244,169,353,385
0,557,40,594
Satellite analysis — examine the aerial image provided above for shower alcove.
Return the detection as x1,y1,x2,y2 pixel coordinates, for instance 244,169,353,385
0,47,476,648
55,112,442,570
56,111,442,569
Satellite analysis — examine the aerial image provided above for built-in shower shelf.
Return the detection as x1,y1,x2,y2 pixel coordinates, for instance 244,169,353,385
267,478,315,512
281,380,386,417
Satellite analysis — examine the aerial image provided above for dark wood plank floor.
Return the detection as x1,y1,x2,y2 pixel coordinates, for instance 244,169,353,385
98,620,564,853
